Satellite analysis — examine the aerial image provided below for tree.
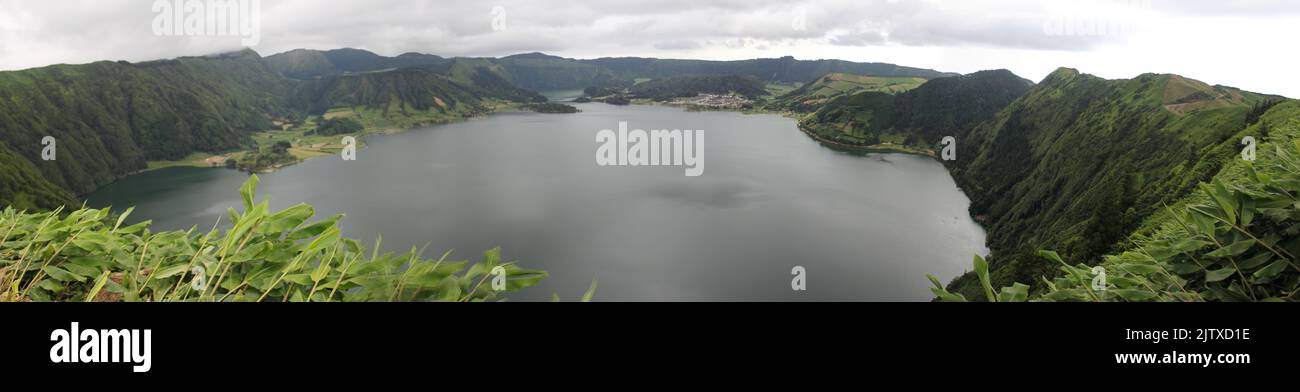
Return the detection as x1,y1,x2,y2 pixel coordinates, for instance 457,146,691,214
272,141,292,154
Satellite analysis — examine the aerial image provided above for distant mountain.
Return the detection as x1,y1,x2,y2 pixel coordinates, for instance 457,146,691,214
495,53,626,91
266,49,957,91
291,66,543,125
583,56,957,84
267,48,448,79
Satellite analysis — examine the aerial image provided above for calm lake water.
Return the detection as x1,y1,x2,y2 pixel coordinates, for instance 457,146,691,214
86,103,988,301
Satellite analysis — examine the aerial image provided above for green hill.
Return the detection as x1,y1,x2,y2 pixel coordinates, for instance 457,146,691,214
937,101,1300,302
769,73,927,112
628,75,770,101
798,69,1033,146
0,49,296,200
942,68,1286,298
793,67,1289,300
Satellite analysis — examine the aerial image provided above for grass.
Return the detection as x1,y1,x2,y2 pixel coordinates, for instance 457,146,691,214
798,74,926,98
764,82,800,97
145,152,221,170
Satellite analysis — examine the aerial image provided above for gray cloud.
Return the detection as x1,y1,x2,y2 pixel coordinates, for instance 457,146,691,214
3,0,1296,68
1,0,1299,98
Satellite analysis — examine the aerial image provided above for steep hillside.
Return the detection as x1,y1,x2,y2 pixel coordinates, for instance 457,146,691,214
0,144,75,210
938,101,1300,302
889,70,1036,145
0,49,295,198
943,69,1283,298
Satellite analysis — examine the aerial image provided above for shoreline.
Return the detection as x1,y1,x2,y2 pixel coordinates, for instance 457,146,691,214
795,124,938,159
117,102,936,193
142,104,533,175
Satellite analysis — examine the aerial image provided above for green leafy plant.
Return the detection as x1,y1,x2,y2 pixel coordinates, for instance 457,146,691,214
928,255,1029,302
0,175,548,302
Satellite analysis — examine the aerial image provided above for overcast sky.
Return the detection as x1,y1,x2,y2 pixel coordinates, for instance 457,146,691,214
2,0,1298,96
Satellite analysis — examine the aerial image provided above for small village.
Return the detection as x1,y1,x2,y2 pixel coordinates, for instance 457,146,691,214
668,93,755,110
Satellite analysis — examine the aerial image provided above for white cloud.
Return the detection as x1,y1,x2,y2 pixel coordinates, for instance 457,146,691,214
1,0,1298,96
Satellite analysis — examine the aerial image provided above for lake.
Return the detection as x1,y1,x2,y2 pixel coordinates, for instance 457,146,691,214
86,103,988,301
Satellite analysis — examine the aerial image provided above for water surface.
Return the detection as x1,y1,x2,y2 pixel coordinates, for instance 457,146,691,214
87,103,987,301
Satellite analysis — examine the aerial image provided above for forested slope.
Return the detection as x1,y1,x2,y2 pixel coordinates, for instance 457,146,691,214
942,68,1286,298
0,49,294,200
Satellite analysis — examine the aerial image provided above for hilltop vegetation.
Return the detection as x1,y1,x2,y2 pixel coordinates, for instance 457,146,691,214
769,73,927,112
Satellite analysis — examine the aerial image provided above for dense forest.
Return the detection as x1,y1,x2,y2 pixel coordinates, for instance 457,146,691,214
940,70,1286,298
0,50,294,208
931,101,1300,302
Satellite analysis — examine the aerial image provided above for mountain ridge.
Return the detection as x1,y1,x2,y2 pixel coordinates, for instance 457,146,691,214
264,48,959,90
